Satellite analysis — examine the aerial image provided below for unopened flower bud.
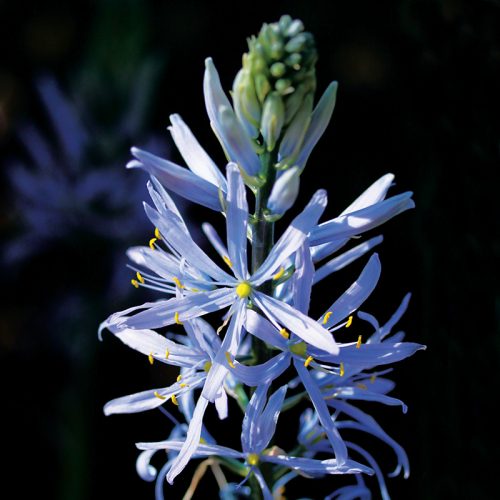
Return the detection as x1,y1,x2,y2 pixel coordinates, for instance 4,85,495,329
261,91,285,152
267,166,301,216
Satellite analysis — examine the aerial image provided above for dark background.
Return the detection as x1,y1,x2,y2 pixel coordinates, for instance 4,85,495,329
1,0,499,498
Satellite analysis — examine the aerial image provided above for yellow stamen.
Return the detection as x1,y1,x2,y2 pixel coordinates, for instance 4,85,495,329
131,279,139,288
203,361,212,372
149,237,157,250
190,288,200,292
154,227,162,240
153,391,166,400
225,351,235,368
235,281,252,298
172,277,184,289
165,349,170,359
323,311,333,325
304,355,314,367
148,353,154,365
279,328,290,339
356,335,362,348
356,383,368,390
247,453,259,466
345,315,353,328
222,255,233,268
370,374,377,384
171,394,179,406
339,362,345,377
179,383,188,388
174,312,183,325
272,266,285,281
177,374,182,382
136,271,145,284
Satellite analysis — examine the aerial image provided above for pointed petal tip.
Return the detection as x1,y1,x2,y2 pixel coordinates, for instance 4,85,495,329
126,159,142,170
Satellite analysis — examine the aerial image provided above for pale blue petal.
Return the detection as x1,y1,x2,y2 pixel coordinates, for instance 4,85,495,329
252,469,273,500
264,455,373,476
147,177,188,232
137,439,242,459
242,383,269,454
183,317,220,360
311,240,351,263
245,310,288,351
202,300,247,401
169,113,227,189
293,243,314,314
226,164,249,279
136,449,158,482
295,360,348,464
143,205,233,283
333,387,408,412
166,396,209,483
310,193,415,246
327,484,371,500
256,385,288,451
314,236,383,284
252,189,327,285
129,147,222,211
214,387,228,420
204,58,260,176
340,174,395,215
231,353,290,387
379,292,411,341
267,167,301,216
126,246,184,281
202,223,229,261
295,82,338,170
254,293,339,354
322,254,381,329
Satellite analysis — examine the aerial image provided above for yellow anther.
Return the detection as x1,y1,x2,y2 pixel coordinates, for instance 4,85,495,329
247,453,260,466
323,311,333,325
154,227,162,240
176,374,182,382
179,383,188,388
149,237,157,250
171,394,179,406
148,353,154,365
199,437,207,444
272,266,285,281
136,271,145,284
190,288,200,292
236,281,252,298
174,312,183,325
153,391,167,400
172,277,185,289
222,255,233,268
225,351,235,368
279,328,290,339
356,383,368,390
339,362,345,377
165,349,170,359
304,355,314,367
203,361,212,372
345,315,353,328
356,335,362,349
131,279,139,288
370,374,377,384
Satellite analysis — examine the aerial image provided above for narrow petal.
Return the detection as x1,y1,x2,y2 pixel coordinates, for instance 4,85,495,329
295,360,348,464
256,385,288,451
144,204,233,283
252,189,327,285
314,236,383,284
214,387,228,420
252,469,273,500
202,300,247,401
293,243,314,314
136,449,158,482
129,148,222,211
147,177,188,232
332,387,408,413
254,293,339,354
340,174,395,215
202,223,229,261
264,455,372,476
226,164,249,279
231,353,290,387
378,293,411,342
169,113,227,188
322,253,381,329
242,383,269,454
295,82,338,170
137,439,242,459
310,193,415,246
166,396,209,483
245,309,288,351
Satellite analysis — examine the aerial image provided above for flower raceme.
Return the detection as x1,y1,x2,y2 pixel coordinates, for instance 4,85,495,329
99,14,423,499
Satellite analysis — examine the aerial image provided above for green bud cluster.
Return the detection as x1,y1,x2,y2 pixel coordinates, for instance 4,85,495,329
232,15,317,154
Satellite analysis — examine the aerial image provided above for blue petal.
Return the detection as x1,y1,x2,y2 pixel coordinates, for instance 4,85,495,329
267,167,301,216
314,236,383,284
295,360,348,464
254,292,339,354
310,192,415,246
202,223,229,261
245,309,288,351
293,243,314,314
226,164,249,280
168,113,227,189
252,469,273,500
130,147,222,211
322,253,381,329
231,352,290,387
242,383,269,454
256,385,288,451
137,439,242,459
252,189,327,285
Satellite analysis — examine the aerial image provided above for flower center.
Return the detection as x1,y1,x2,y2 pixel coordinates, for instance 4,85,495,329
289,341,307,357
247,453,260,466
236,281,252,298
